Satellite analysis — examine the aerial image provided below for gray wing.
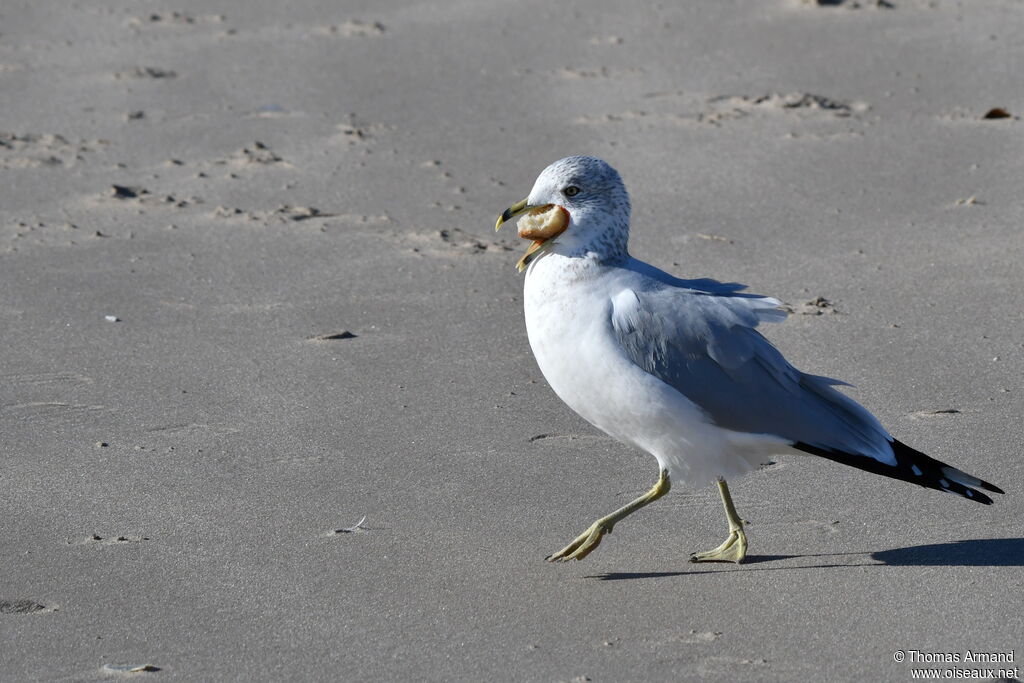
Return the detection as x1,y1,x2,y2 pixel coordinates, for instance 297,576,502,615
609,285,895,464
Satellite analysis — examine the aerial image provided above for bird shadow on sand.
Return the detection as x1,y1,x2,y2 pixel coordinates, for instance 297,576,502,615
586,538,1024,581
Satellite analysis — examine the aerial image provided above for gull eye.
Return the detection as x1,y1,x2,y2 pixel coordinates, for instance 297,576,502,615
563,185,580,197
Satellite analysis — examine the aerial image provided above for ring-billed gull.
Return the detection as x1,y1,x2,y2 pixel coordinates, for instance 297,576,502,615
495,156,1003,564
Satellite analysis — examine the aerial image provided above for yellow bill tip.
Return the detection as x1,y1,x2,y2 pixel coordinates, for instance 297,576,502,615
496,198,530,232
515,240,546,273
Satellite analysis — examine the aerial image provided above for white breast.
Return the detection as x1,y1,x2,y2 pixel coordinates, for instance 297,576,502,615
522,253,785,487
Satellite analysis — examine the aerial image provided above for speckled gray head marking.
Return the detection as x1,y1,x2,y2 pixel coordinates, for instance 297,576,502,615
530,156,625,199
526,156,632,263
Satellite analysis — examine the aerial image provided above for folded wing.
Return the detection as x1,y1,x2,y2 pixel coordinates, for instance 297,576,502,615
610,284,891,464
609,283,1003,503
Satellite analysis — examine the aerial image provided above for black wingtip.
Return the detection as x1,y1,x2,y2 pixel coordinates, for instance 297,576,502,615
793,439,1003,505
980,480,1005,495
965,489,994,505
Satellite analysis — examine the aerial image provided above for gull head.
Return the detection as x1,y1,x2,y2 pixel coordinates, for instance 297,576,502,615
496,156,631,272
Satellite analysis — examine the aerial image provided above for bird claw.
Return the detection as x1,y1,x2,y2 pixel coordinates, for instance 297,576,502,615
546,521,612,562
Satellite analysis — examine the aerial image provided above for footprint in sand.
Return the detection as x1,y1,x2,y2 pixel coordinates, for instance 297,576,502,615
0,599,51,614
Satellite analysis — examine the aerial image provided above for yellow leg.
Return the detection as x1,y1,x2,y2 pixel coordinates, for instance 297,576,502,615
690,477,747,564
547,469,670,562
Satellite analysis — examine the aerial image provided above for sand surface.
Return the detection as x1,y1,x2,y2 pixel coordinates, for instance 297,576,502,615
2,0,1022,680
